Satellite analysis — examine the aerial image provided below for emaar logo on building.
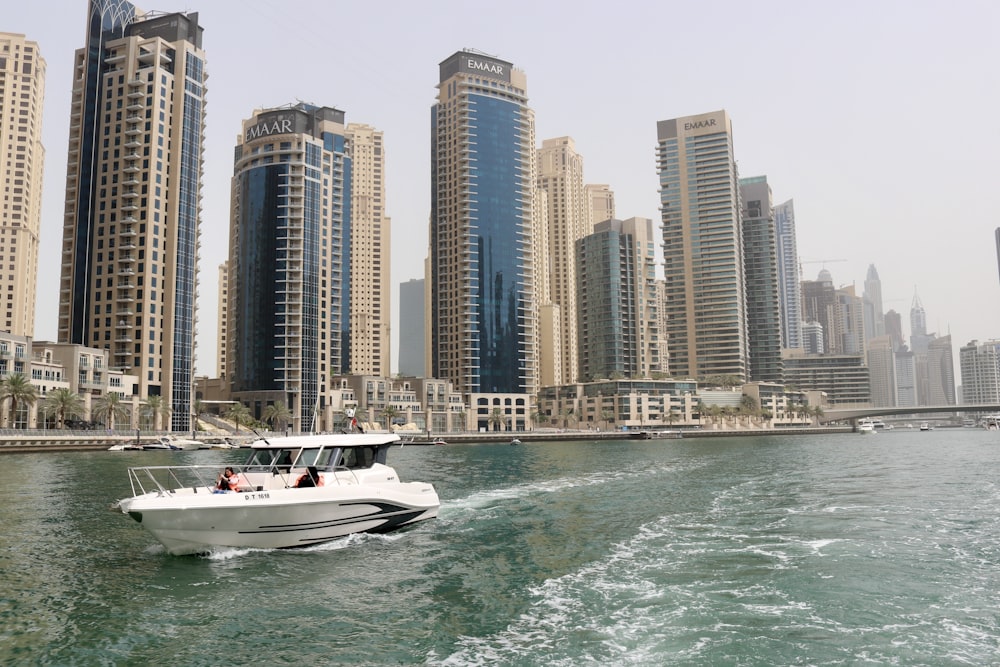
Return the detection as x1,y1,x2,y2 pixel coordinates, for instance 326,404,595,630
683,118,718,132
467,58,504,76
246,118,293,141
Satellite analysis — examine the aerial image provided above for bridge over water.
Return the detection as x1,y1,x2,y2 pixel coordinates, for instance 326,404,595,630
819,404,1000,424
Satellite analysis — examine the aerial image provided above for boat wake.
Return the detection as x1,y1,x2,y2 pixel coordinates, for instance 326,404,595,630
441,460,697,521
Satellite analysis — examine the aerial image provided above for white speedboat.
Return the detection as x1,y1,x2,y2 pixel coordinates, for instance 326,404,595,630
116,433,439,555
858,419,876,434
153,435,204,451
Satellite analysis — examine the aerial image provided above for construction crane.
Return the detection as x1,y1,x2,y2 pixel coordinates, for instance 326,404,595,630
799,258,846,277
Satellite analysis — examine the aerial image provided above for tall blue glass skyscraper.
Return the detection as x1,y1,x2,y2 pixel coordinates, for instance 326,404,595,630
429,50,537,396
228,104,351,434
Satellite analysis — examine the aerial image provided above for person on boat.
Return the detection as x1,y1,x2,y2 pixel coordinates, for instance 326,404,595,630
216,467,239,492
295,466,324,488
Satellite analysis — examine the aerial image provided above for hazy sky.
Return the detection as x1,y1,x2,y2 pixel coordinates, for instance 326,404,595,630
8,0,1000,377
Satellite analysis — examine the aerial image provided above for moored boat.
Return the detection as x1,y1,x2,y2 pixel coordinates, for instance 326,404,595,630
155,435,204,451
858,419,876,434
115,432,439,555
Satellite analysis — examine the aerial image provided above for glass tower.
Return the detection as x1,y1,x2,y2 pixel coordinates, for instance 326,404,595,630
59,1,205,431
228,104,350,434
773,199,802,350
740,176,783,383
430,50,536,395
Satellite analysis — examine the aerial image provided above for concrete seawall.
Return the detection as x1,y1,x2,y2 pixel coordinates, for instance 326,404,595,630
0,426,852,453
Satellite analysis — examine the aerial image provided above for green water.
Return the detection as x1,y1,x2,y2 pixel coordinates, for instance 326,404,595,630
1,430,998,665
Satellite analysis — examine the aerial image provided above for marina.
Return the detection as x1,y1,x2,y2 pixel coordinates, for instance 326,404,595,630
1,428,998,664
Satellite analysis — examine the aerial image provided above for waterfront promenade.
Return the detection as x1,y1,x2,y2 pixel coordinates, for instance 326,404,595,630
0,425,851,453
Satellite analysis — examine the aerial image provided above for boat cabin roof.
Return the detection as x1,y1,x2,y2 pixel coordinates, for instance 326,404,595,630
247,433,400,450
241,433,400,473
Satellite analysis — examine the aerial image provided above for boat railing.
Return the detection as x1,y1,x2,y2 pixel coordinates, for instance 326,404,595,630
126,465,222,497
126,462,376,496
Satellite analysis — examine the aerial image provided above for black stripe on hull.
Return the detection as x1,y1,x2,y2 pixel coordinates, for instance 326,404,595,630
238,501,432,536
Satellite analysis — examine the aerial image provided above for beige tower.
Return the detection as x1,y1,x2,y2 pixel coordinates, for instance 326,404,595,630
59,6,206,431
345,124,390,376
585,183,615,228
217,261,228,379
0,33,45,337
537,137,589,385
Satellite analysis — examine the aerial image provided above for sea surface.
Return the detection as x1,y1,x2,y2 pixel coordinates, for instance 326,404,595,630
1,429,999,665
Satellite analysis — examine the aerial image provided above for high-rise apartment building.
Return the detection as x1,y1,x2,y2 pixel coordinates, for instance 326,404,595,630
802,269,838,354
537,137,587,385
657,110,747,381
773,199,801,350
345,123,390,376
866,335,896,407
429,50,537,396
885,309,904,350
959,339,1000,405
585,183,615,227
740,176,783,383
227,103,351,433
0,33,45,338
59,2,205,431
216,261,227,379
926,334,955,405
576,217,661,381
863,264,885,342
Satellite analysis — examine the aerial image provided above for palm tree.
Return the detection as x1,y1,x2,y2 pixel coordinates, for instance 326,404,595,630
379,405,399,430
487,407,505,432
262,401,293,432
600,409,614,431
92,392,129,430
44,388,84,428
141,394,171,431
0,373,38,428
193,399,205,431
225,402,251,433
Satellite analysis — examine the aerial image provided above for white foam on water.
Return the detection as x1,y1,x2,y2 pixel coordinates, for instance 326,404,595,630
430,515,687,665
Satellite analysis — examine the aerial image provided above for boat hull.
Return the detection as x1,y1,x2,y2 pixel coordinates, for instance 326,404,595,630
119,484,439,555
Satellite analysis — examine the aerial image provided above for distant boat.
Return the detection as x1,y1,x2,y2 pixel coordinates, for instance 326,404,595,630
509,437,522,446
919,422,930,431
431,439,447,446
858,419,876,434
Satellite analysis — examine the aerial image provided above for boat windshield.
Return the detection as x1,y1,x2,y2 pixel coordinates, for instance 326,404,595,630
242,443,391,472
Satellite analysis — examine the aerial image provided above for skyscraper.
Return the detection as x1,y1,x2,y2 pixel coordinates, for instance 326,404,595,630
227,103,351,433
585,184,615,227
909,289,933,353
59,2,206,431
863,264,886,342
773,199,802,351
740,176,783,383
959,339,1000,405
537,137,587,384
0,33,45,338
429,50,537,396
926,334,955,405
216,261,227,379
345,123,390,377
657,110,747,381
576,217,661,381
